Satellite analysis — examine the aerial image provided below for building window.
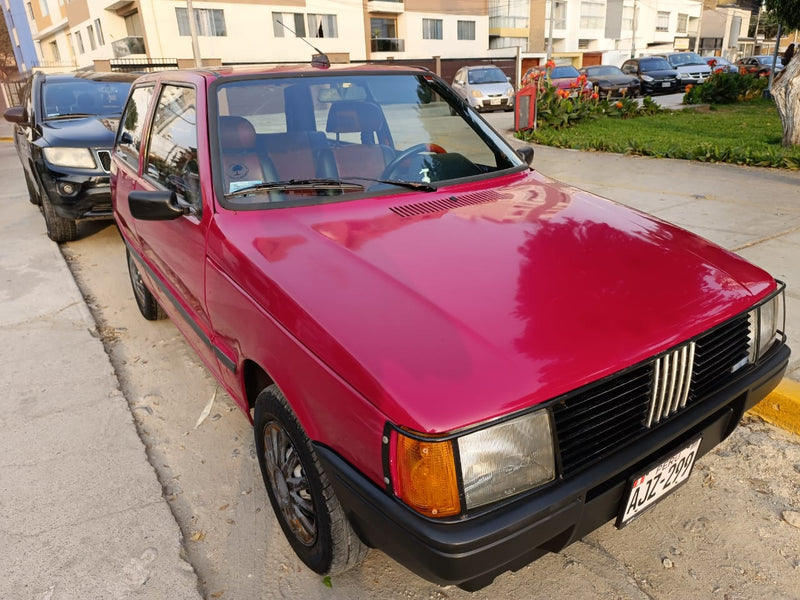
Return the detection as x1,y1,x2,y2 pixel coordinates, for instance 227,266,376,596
656,11,669,32
176,8,227,37
124,12,143,37
457,20,475,40
49,40,59,62
676,13,688,34
580,1,604,29
25,1,33,20
87,25,96,50
622,6,634,33
272,12,305,37
38,0,48,17
95,18,105,45
578,38,591,49
75,30,84,54
553,0,567,29
422,18,442,40
307,14,337,38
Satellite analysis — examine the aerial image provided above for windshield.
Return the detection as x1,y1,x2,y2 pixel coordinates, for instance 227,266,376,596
667,52,706,67
550,66,581,79
213,73,523,208
467,67,508,84
639,58,673,72
585,66,623,77
42,80,131,119
757,56,782,66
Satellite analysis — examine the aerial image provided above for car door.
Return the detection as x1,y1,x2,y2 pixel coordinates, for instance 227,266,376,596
133,82,223,379
13,78,36,186
452,68,465,98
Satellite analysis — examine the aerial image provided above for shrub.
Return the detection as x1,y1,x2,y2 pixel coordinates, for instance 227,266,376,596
683,73,768,104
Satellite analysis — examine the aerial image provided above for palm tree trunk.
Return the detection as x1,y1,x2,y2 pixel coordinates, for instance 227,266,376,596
772,58,800,146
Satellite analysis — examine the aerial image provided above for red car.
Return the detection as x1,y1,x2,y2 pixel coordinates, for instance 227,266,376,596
111,63,789,591
524,64,593,96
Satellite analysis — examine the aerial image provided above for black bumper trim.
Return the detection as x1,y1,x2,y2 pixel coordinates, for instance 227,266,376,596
315,343,789,590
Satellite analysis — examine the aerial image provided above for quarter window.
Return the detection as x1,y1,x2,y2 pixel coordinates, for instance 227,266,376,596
145,85,201,208
117,85,154,170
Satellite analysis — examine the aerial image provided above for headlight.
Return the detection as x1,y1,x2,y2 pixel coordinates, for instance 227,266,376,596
471,89,483,98
747,287,785,363
506,87,515,97
42,147,97,169
641,75,654,82
391,409,555,517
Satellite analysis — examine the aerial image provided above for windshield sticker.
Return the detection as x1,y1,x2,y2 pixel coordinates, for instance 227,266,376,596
229,180,263,193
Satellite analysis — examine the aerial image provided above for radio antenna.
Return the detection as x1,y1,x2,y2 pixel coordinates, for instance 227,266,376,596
276,19,330,68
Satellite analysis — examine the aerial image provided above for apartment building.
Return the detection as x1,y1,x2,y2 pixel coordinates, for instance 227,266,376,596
3,0,490,74
2,0,40,72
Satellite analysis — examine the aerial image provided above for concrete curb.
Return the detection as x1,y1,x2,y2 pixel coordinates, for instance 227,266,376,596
749,378,800,436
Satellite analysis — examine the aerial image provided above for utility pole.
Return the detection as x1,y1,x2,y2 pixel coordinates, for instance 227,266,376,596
547,0,555,62
631,0,638,58
186,0,202,68
693,0,704,54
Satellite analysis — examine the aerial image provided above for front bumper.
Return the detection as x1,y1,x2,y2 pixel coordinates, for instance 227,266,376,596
316,343,789,591
36,161,113,220
471,97,513,111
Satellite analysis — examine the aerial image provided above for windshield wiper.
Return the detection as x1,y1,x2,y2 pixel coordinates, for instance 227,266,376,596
227,176,437,198
227,178,365,197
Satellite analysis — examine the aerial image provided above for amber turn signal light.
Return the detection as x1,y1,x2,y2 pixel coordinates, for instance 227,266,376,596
393,433,461,518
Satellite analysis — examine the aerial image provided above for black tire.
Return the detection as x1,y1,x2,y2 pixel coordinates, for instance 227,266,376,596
41,194,78,243
126,249,166,320
24,171,42,206
254,385,368,576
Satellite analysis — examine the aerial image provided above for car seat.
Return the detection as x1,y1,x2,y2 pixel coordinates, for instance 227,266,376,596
323,101,396,180
218,116,277,193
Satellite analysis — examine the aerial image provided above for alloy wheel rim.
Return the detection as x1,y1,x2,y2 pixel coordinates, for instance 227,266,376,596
262,421,317,546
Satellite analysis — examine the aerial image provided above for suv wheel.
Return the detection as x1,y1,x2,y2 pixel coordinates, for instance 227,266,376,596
24,172,42,206
41,194,78,242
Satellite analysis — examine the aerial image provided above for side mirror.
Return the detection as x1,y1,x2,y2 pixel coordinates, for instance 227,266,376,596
129,190,187,221
516,146,534,165
4,106,28,125
118,131,133,146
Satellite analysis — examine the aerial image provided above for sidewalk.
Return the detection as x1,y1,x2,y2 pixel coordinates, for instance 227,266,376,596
0,142,202,598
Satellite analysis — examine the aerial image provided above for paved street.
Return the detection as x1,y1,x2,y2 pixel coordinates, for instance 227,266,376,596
1,102,799,599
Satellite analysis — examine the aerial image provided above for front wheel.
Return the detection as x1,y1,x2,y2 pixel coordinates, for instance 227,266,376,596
41,194,77,243
254,385,368,576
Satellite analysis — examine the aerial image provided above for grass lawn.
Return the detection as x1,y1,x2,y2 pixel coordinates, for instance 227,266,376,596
519,99,800,170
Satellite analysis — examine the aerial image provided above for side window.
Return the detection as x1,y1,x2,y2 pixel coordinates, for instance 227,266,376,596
145,84,200,209
117,85,154,170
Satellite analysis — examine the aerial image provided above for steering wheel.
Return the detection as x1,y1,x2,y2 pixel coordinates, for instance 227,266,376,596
382,143,447,180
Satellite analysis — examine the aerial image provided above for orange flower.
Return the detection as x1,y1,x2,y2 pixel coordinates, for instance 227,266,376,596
615,101,623,109
591,92,599,100
546,60,556,70
685,84,694,92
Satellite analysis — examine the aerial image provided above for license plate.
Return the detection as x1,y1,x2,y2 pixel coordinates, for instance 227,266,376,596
661,82,671,88
617,437,701,528
490,98,501,105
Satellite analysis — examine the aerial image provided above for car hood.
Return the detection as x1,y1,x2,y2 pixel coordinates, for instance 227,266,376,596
590,74,637,85
673,64,711,73
216,171,774,433
642,69,680,79
40,116,120,148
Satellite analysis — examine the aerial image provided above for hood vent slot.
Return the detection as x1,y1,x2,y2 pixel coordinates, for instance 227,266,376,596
389,191,500,218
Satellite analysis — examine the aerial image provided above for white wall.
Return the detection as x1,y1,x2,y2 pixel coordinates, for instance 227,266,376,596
390,12,490,59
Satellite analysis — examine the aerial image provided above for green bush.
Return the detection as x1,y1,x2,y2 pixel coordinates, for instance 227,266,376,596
683,72,768,104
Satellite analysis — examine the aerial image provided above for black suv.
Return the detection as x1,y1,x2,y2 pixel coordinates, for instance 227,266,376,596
4,71,134,242
620,57,681,96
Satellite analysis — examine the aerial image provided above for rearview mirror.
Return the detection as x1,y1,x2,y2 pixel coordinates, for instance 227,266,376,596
129,190,187,221
516,146,534,165
4,106,28,125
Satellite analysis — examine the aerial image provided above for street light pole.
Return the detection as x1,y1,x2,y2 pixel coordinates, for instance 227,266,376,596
186,0,202,68
693,0,704,54
547,0,555,62
631,0,638,58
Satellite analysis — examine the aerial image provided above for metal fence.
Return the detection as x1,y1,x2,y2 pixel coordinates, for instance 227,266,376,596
109,58,179,73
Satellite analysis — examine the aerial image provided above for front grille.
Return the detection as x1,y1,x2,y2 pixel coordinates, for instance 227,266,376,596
96,150,111,172
552,314,752,477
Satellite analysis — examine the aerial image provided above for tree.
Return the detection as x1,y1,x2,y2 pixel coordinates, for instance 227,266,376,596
0,16,16,78
765,0,800,146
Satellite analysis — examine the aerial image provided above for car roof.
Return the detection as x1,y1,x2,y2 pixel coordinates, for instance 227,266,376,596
41,71,138,83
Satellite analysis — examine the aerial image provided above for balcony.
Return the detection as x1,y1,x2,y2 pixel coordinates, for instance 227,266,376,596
112,36,146,58
368,1,404,15
371,38,405,52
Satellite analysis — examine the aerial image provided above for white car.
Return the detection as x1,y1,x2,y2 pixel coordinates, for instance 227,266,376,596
451,65,515,112
659,52,712,86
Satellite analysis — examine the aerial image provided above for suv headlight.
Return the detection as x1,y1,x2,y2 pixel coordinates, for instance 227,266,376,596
42,147,97,169
391,409,556,517
641,75,654,82
747,286,785,363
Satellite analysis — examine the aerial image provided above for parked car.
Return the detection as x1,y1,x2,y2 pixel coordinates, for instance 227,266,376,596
736,55,784,77
524,64,593,97
111,63,789,592
579,65,640,97
707,56,739,75
3,71,135,242
451,65,514,112
621,57,682,95
657,52,712,86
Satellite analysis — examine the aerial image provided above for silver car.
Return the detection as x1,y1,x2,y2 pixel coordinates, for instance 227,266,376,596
658,52,712,86
451,65,515,112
